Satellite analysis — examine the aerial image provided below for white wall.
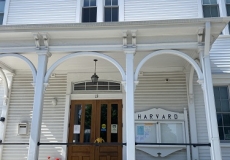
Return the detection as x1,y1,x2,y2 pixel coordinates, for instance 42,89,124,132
1,72,67,160
193,75,211,160
124,0,199,21
210,36,230,74
135,72,188,160
6,0,77,25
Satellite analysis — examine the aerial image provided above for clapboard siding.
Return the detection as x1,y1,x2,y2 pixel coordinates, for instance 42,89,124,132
210,36,230,73
6,0,77,25
2,73,67,160
2,73,34,160
135,72,188,159
39,74,67,160
125,0,198,21
193,75,211,160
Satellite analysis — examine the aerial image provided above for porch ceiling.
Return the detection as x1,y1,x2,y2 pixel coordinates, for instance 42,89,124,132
0,17,229,73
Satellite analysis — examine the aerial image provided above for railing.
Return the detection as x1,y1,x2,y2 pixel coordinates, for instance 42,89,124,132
135,142,211,147
0,141,211,148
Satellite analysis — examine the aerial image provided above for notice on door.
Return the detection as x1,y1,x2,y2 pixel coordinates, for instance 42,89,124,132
74,125,80,134
111,124,117,133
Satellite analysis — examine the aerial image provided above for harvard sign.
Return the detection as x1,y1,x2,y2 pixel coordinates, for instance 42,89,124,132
135,108,184,120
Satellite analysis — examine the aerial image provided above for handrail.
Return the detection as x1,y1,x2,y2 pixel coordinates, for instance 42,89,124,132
135,142,211,147
37,142,126,146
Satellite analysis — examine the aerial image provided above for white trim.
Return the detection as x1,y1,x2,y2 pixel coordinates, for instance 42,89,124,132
0,53,37,83
71,93,123,100
135,50,203,82
62,94,71,160
197,0,203,18
76,0,83,23
119,0,124,21
45,52,126,83
2,0,10,25
97,0,103,22
218,0,229,35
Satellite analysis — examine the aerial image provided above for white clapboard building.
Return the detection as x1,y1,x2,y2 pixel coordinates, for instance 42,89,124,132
0,0,230,160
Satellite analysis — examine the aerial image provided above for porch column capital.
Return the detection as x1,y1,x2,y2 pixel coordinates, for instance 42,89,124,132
36,50,52,57
121,80,139,92
123,48,136,55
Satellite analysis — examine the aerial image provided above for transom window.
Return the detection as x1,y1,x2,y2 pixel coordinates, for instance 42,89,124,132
82,0,97,22
104,0,118,22
202,0,220,17
74,81,121,91
214,86,230,141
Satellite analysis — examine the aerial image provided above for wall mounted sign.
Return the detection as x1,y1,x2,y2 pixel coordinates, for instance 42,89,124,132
135,108,184,120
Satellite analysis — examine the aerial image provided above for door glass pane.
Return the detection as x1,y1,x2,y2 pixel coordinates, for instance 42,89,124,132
100,104,107,142
84,104,92,142
111,104,118,142
161,123,184,143
73,105,82,143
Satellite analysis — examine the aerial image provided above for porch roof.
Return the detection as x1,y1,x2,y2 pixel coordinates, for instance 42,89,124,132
0,17,229,75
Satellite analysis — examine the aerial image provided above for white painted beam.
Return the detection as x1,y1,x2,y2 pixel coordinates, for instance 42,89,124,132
0,42,198,54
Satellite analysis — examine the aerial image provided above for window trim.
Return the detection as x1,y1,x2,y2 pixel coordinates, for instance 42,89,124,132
214,85,230,142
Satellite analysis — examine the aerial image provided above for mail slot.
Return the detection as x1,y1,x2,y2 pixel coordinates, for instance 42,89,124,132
18,123,28,135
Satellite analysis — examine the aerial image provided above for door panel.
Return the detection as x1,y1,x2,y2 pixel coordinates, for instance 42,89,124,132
68,100,122,160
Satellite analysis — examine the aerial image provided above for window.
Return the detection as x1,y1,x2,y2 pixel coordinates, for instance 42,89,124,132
214,86,230,141
104,0,118,22
82,0,97,22
0,0,5,25
226,0,230,32
202,0,220,17
73,81,121,91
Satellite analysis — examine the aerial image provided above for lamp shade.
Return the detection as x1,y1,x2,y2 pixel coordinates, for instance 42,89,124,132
91,73,99,83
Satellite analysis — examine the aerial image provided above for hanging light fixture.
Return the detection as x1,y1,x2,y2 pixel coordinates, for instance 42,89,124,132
91,59,99,83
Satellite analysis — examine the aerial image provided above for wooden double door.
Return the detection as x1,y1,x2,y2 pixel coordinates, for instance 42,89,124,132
68,100,122,160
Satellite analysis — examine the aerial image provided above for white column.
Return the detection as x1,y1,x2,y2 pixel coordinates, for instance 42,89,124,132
124,49,136,160
186,69,199,160
27,51,51,160
199,49,222,160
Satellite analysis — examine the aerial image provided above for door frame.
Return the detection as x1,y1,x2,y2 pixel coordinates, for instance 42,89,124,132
62,93,124,160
